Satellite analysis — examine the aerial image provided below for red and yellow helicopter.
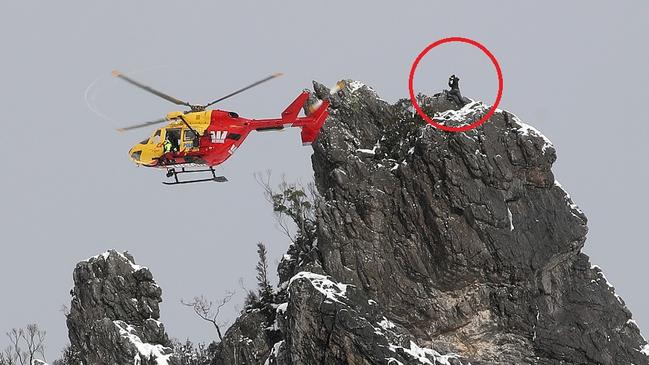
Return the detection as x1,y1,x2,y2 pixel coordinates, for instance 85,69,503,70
113,70,330,185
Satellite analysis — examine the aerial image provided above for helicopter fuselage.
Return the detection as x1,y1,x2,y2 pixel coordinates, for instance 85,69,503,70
127,91,329,169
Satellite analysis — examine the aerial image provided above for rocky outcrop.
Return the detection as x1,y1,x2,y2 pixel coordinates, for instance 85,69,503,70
66,250,176,365
211,310,270,365
216,80,649,364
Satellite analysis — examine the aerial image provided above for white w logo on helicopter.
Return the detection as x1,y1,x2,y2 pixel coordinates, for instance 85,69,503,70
210,131,228,143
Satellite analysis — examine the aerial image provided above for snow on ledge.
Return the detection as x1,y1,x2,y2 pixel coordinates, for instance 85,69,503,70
264,340,285,365
590,264,624,304
640,343,649,356
289,272,350,303
88,250,146,272
114,320,172,365
357,139,381,156
509,112,554,154
433,101,488,126
388,341,459,365
378,317,396,330
276,302,288,314
553,180,585,218
348,80,365,93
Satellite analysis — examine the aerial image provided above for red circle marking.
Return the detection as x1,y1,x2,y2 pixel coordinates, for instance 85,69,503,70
408,37,504,132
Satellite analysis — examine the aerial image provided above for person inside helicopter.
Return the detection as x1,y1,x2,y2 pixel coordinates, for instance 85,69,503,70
163,137,173,154
165,129,181,153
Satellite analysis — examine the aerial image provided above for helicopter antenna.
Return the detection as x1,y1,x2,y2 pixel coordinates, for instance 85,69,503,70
202,72,284,109
112,70,197,109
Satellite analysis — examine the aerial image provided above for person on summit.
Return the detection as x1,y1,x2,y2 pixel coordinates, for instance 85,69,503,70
447,74,466,107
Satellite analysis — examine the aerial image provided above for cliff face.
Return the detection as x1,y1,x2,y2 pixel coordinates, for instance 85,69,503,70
67,250,176,365
216,81,649,365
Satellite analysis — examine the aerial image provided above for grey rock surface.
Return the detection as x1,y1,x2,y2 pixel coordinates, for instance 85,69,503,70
67,250,177,365
211,310,270,365
215,80,649,365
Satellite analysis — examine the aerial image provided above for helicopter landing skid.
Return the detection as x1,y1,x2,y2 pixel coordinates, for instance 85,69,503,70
163,167,228,185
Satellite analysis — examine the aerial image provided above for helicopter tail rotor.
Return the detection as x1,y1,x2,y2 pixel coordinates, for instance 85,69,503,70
300,96,330,145
306,80,345,114
300,101,329,145
299,80,345,144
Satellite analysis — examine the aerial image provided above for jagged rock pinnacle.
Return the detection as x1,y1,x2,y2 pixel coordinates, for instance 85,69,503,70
66,250,176,365
219,80,649,365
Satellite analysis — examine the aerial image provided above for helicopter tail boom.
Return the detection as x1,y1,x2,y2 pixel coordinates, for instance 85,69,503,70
249,92,330,144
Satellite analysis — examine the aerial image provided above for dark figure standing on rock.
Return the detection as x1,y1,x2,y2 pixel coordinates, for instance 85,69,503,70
447,74,466,107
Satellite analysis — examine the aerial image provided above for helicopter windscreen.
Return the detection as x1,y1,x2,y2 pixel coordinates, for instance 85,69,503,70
139,130,162,145
150,129,162,145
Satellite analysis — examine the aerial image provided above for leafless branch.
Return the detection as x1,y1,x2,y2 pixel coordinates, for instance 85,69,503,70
181,291,236,342
4,324,46,365
1,345,19,365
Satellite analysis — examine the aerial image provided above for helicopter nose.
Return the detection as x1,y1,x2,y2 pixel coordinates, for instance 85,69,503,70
129,148,142,163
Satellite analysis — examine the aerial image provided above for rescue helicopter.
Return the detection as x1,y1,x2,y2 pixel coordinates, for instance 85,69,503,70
113,70,331,185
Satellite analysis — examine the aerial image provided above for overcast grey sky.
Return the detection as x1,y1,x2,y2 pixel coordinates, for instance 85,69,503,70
0,1,647,360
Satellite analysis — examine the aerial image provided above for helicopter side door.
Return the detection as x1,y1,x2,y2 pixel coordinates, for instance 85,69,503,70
165,128,182,152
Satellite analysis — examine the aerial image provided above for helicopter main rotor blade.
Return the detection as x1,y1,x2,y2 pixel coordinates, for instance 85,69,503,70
112,70,193,108
203,72,284,109
117,117,167,132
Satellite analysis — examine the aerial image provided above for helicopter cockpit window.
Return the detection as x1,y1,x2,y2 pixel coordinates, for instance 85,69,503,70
150,129,162,145
184,130,197,141
183,130,199,148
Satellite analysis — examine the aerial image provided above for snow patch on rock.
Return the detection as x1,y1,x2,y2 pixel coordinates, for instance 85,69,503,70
554,180,585,219
510,113,553,153
641,343,649,356
88,250,146,272
264,340,285,365
388,341,459,365
276,302,288,314
114,320,171,365
357,139,381,155
378,317,396,330
289,272,350,303
433,101,488,126
507,207,514,231
348,80,365,93
591,264,623,304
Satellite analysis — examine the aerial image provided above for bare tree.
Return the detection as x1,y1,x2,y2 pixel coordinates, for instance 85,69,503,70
2,324,46,365
0,346,18,365
181,292,235,342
